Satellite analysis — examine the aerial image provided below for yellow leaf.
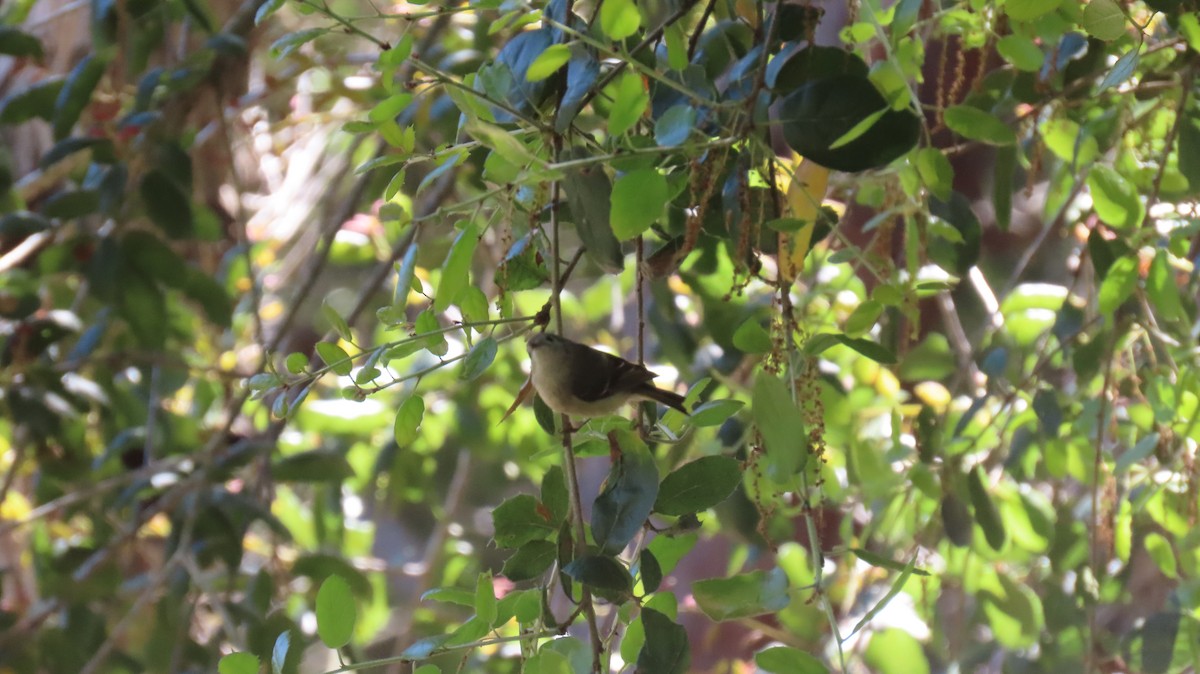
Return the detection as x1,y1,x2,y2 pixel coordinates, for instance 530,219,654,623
778,157,830,283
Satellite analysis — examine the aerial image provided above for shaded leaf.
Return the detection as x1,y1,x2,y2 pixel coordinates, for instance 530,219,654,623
654,455,742,516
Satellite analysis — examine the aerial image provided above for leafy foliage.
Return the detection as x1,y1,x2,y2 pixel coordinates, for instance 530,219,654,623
2,0,1200,672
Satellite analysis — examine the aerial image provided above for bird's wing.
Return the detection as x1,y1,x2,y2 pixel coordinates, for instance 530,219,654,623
570,344,657,403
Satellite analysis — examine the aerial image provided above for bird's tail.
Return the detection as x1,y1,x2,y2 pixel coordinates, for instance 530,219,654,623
641,386,688,414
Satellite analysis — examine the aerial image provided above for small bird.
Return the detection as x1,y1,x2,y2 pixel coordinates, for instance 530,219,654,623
525,332,687,418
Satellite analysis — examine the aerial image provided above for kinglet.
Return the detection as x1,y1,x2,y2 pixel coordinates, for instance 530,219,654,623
526,333,687,417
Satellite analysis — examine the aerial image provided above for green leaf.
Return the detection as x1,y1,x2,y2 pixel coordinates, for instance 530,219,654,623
996,35,1044,72
1146,250,1184,324
942,105,1016,146
1004,0,1061,21
654,104,696,147
732,319,772,353
1087,165,1144,229
654,455,742,515
1082,0,1126,40
968,467,1007,550
942,493,974,547
608,70,648,137
541,466,569,525
315,342,353,376
322,300,352,341
562,555,633,593
460,337,498,381
1097,255,1137,314
563,155,623,273
844,300,883,337
850,548,931,576
981,573,1043,648
1115,433,1158,475
591,436,659,554
256,0,287,24
526,43,571,81
0,26,45,59
756,646,829,674
637,609,690,674
778,75,920,172
394,396,425,446
475,572,497,626
140,170,195,239
392,244,419,314
687,399,745,427
638,549,663,593
493,494,557,548
435,222,479,312
752,372,808,481
52,55,106,140
993,144,1016,231
219,653,260,674
0,78,64,124
1177,111,1200,193
270,28,328,58
610,168,667,240
273,449,355,483
1099,48,1139,92
864,628,930,674
1140,612,1182,674
501,540,556,581
600,0,641,40
316,576,356,648
1144,532,1177,578
915,148,954,201
693,568,790,621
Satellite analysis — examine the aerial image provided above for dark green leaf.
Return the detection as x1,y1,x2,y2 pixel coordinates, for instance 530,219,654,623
555,49,600,132
184,269,233,327
273,449,354,483
636,609,690,674
638,549,663,593
293,553,373,598
493,494,557,548
654,104,696,147
778,75,919,172
654,455,742,516
1032,389,1062,437
40,136,113,170
0,78,64,124
40,189,100,220
562,555,632,593
1082,0,1126,40
1140,612,1180,674
53,55,107,140
1178,112,1200,194
928,191,981,275
315,576,356,648
591,437,659,554
968,467,1007,550
850,548,931,576
0,27,45,59
563,156,623,272
270,28,328,58
541,466,569,525
140,170,195,239
942,494,973,547
693,568,790,621
993,145,1016,231
501,541,557,581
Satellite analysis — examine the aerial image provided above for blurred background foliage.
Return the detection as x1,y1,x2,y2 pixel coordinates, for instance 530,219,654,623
1,0,1200,672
